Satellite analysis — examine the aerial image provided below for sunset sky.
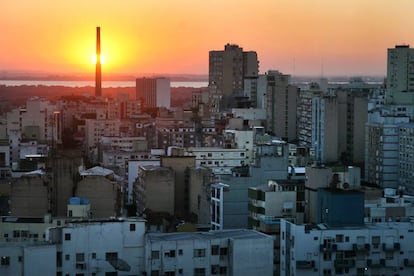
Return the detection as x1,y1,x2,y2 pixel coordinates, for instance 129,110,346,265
1,0,413,77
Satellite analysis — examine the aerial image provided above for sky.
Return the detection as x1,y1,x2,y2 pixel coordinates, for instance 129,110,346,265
1,0,413,78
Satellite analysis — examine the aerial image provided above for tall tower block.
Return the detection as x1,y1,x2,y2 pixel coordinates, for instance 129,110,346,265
95,27,102,97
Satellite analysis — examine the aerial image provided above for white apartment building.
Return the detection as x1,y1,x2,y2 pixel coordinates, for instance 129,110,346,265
365,111,409,188
0,217,276,275
145,229,273,276
184,147,250,175
365,188,414,223
49,218,146,275
211,182,229,230
0,243,56,276
399,123,414,193
280,219,414,276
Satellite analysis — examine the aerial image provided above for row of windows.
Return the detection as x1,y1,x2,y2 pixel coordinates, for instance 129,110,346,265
150,266,227,276
151,246,228,259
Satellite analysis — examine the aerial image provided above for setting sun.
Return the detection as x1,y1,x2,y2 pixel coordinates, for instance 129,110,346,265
92,54,106,64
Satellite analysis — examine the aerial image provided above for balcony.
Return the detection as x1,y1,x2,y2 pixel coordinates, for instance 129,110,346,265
352,243,370,252
296,260,315,269
319,244,337,252
404,259,414,267
367,259,385,268
382,243,400,252
334,259,355,268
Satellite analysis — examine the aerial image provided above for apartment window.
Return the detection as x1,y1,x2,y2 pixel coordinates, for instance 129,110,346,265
151,251,160,259
130,224,136,232
211,265,219,274
18,256,23,262
65,254,70,261
211,245,219,255
178,249,183,255
76,253,85,262
220,267,227,274
92,253,96,259
164,250,176,258
164,272,175,276
194,249,206,258
1,256,9,266
13,230,20,238
150,271,159,276
220,247,228,256
336,234,343,242
194,268,206,276
64,233,71,241
3,234,7,238
105,252,118,261
372,236,380,248
386,251,394,260
323,253,331,261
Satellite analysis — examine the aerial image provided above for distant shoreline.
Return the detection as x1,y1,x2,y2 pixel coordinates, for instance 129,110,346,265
0,80,208,88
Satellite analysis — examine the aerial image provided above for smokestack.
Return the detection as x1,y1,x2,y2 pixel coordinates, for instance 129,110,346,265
95,26,102,97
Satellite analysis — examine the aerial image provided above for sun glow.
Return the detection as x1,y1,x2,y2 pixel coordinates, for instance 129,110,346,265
92,54,106,64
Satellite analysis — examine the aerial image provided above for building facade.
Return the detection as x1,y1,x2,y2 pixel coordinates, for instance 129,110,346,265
145,229,274,276
208,44,258,112
386,45,414,105
280,219,414,276
136,77,171,109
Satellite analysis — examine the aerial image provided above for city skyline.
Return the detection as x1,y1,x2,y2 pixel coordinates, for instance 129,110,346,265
1,0,413,77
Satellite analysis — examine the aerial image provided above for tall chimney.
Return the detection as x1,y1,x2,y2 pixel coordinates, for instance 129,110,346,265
95,26,102,97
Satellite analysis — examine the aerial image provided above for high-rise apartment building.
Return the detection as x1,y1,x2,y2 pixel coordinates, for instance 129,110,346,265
386,45,414,105
312,93,339,163
399,123,414,193
265,71,299,142
136,77,171,109
208,44,258,112
365,112,409,188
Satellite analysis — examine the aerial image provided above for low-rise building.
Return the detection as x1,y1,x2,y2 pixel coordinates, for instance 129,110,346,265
145,229,274,276
76,166,123,218
280,219,414,276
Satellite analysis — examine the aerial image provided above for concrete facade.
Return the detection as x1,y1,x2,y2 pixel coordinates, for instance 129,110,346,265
76,166,122,218
136,77,171,109
265,71,299,142
145,229,273,276
208,44,258,112
386,45,414,105
135,166,175,215
281,219,414,276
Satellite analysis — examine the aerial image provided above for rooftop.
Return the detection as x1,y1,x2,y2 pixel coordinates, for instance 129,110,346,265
147,229,271,242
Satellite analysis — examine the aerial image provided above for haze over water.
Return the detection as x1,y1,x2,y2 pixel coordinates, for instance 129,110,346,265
0,80,208,88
